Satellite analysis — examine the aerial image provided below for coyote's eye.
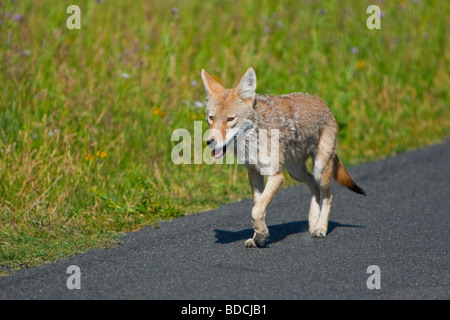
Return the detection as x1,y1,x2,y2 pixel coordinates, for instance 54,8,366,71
209,116,214,121
227,116,235,122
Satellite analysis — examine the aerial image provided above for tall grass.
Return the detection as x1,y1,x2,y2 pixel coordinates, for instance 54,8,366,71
0,0,448,274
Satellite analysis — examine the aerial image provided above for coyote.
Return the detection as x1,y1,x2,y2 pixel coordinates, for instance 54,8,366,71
201,67,365,248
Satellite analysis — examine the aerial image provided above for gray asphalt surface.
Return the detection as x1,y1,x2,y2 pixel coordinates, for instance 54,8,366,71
1,141,449,300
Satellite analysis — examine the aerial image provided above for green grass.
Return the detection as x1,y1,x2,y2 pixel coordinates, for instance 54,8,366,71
0,0,449,275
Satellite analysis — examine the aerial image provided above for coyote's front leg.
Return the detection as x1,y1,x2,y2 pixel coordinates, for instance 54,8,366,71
245,171,284,248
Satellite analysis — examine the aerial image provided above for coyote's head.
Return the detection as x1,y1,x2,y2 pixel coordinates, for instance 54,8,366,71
201,68,256,159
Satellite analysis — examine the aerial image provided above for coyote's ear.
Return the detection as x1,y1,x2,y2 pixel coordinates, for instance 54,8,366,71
201,69,224,97
236,67,256,101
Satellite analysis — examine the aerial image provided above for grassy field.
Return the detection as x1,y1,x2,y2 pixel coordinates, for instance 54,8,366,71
0,0,449,275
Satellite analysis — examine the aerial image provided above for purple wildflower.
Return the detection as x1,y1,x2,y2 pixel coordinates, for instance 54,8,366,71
194,101,204,108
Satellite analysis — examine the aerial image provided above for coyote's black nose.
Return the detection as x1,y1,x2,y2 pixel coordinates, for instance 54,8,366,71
207,139,215,146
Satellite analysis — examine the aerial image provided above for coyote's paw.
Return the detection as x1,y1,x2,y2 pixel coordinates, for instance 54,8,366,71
310,228,327,238
244,231,268,248
244,238,258,248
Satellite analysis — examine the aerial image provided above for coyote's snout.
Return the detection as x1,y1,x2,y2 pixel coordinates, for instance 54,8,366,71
201,67,365,247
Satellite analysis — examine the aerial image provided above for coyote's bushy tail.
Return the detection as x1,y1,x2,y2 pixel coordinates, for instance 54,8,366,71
333,155,366,195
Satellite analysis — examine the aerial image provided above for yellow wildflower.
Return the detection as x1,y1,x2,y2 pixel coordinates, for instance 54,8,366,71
191,114,204,120
356,60,366,70
152,106,166,117
94,150,107,158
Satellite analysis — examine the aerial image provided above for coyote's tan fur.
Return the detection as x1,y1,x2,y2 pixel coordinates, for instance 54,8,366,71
201,67,365,247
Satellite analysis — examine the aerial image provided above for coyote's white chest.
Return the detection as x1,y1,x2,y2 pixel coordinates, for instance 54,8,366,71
235,127,281,175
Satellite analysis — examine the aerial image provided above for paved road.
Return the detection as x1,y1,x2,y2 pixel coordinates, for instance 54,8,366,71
1,141,449,300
